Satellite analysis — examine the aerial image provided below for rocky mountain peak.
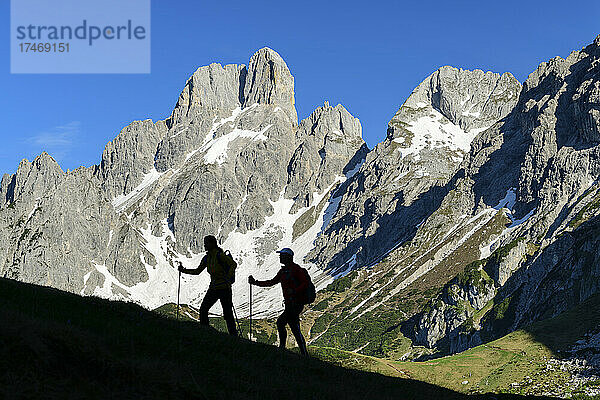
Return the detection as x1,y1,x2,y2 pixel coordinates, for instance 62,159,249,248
7,38,600,369
297,102,362,140
168,47,296,129
1,152,64,205
169,62,247,125
243,47,297,124
395,66,521,134
285,102,367,212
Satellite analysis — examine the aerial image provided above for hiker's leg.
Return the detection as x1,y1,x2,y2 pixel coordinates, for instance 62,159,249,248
218,287,238,336
199,288,219,326
276,311,288,349
288,304,308,356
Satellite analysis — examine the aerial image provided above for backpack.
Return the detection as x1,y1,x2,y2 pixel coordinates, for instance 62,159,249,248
300,268,316,305
216,249,237,284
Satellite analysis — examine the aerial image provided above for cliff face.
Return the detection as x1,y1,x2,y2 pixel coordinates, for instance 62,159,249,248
0,48,366,314
3,37,600,360
305,35,600,359
406,35,600,353
307,65,521,276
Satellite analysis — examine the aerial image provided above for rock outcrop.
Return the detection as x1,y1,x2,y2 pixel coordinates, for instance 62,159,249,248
0,48,366,314
306,35,600,360
307,66,521,275
3,36,600,362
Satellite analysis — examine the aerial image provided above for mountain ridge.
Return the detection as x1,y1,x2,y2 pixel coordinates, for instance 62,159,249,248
304,34,600,363
2,37,600,373
0,47,368,315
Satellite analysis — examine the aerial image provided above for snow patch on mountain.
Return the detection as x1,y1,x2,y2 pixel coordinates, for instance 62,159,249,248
185,104,257,162
89,262,130,300
112,168,163,211
393,108,488,161
101,178,344,317
202,125,271,165
479,189,536,258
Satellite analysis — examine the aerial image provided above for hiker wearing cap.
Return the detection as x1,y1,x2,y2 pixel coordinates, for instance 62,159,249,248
248,248,309,356
177,235,238,336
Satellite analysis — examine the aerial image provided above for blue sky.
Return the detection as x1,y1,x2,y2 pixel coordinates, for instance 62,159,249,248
0,0,599,175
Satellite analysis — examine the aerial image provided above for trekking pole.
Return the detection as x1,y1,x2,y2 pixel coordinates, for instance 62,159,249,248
249,282,253,341
232,303,243,337
176,268,182,320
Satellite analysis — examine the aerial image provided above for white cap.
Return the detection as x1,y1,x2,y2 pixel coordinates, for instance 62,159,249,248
276,248,294,257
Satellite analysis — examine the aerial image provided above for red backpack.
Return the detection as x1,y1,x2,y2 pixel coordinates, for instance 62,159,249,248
297,267,316,305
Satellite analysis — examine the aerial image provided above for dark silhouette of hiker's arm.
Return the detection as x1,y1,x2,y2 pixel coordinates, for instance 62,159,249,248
248,272,280,287
177,257,207,275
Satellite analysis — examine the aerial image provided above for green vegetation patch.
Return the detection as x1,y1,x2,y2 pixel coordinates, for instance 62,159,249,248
455,261,495,293
391,292,600,395
569,190,600,229
324,270,357,293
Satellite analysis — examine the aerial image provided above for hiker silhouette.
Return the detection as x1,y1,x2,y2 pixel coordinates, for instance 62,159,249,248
178,235,238,336
249,248,310,356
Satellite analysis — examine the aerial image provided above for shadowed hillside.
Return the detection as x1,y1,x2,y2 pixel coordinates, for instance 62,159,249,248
0,277,557,399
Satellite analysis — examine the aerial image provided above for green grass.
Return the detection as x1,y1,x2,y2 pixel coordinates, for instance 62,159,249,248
308,294,600,397
308,210,514,359
323,271,357,293
0,277,539,400
317,293,600,397
569,191,600,229
393,332,553,394
292,185,335,240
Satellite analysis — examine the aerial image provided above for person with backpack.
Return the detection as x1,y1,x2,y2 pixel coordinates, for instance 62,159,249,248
248,247,313,356
177,235,238,336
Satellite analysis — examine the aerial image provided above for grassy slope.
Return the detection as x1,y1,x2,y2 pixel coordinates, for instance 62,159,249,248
305,211,511,360
0,277,549,400
312,293,600,398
